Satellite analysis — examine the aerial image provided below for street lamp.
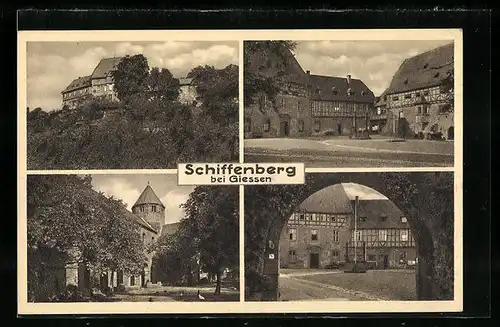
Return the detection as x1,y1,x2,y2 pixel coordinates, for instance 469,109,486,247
398,111,405,139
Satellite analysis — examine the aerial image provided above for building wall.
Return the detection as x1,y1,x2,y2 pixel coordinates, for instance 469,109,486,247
382,86,454,139
179,84,198,105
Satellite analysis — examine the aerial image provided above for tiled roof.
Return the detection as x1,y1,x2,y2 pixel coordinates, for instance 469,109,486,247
132,185,165,209
297,184,354,214
383,43,454,95
62,76,91,93
309,74,375,103
90,57,123,79
120,207,158,234
353,200,408,229
160,221,181,237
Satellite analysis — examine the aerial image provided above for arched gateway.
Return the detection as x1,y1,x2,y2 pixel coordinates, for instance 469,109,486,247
244,172,454,301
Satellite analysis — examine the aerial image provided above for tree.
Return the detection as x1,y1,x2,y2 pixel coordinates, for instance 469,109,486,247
146,67,181,102
188,64,239,105
27,175,147,300
243,41,297,106
440,69,454,109
112,54,150,103
154,186,239,295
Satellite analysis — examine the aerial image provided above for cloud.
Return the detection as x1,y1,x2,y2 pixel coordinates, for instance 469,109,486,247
161,190,191,224
27,41,238,111
91,176,141,210
341,183,388,200
294,40,453,96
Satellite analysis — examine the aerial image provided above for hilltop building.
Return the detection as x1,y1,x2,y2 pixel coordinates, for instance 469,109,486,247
61,57,198,110
244,43,375,138
374,43,454,140
279,183,416,270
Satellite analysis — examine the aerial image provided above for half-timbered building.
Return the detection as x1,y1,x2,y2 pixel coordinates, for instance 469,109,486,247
374,43,454,140
279,183,416,270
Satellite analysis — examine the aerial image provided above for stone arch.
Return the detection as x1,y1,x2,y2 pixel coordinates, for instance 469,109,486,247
244,172,454,301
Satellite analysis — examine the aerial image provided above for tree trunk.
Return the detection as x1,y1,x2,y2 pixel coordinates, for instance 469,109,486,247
214,271,222,295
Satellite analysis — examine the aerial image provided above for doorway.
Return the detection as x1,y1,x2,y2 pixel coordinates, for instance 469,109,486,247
309,253,320,268
280,121,290,137
337,124,342,135
447,126,454,140
382,255,389,269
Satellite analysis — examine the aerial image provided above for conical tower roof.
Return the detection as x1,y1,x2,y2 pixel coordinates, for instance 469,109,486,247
132,184,165,209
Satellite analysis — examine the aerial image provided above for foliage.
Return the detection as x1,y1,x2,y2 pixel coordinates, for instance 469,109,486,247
153,186,239,294
440,69,454,107
27,62,239,169
27,175,147,301
112,54,150,103
243,41,297,106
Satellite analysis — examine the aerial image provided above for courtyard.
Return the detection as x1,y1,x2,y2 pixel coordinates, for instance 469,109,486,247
245,136,454,167
278,268,416,301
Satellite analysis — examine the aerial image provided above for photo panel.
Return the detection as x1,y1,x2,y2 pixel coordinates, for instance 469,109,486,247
244,172,459,307
24,40,239,170
243,40,456,168
23,173,240,308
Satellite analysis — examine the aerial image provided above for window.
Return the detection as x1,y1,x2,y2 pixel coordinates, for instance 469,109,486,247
142,233,146,243
130,276,135,286
401,217,407,223
332,249,340,257
401,230,409,242
289,228,297,241
140,206,145,212
368,254,376,261
315,88,321,95
404,79,408,85
379,230,388,242
424,63,429,69
361,91,366,96
332,230,339,242
384,95,387,101
359,216,367,223
152,237,155,242
434,72,440,78
416,92,421,97
298,120,304,132
152,205,157,212
281,97,285,108
297,100,301,111
263,119,270,132
417,106,422,114
405,94,411,99
379,215,387,222
355,230,362,241
392,96,399,101
311,229,319,241
289,250,296,255
313,119,320,132
423,91,429,96
299,213,305,221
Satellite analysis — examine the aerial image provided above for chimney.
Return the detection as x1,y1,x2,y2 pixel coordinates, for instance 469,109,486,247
306,70,310,75
347,74,351,85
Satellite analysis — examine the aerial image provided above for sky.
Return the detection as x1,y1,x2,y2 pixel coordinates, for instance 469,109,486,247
293,40,454,96
340,183,388,201
27,41,239,111
90,174,195,225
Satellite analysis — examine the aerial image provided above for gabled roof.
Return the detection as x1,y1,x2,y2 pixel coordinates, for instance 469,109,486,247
160,221,181,237
120,206,158,234
309,74,375,103
62,76,91,93
297,184,354,214
90,57,123,79
383,43,454,95
132,185,165,209
352,199,408,229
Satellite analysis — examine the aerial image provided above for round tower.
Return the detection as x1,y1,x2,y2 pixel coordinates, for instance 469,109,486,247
131,184,166,232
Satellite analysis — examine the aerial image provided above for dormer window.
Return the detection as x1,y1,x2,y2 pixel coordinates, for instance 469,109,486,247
401,216,408,223
404,79,408,85
347,88,353,96
359,216,367,223
379,215,387,222
361,91,366,96
315,88,321,95
424,63,429,69
434,72,440,78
